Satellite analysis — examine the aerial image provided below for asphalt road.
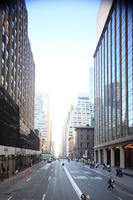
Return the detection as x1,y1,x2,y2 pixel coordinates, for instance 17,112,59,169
0,160,133,200
64,160,133,200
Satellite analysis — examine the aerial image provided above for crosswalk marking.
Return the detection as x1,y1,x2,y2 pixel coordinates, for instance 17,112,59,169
73,175,88,180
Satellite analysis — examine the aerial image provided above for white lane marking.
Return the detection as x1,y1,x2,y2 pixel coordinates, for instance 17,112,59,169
42,194,45,200
83,171,91,174
83,171,93,175
84,166,90,170
70,170,79,173
26,177,31,182
64,166,82,199
8,197,13,200
117,197,122,200
48,176,51,181
89,176,103,180
41,163,52,170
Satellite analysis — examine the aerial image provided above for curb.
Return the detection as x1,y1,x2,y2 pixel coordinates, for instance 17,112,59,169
123,172,133,177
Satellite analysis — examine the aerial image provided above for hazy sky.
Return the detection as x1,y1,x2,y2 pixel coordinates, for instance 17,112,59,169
26,0,100,155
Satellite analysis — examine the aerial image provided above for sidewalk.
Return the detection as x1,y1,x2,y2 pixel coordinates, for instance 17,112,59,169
92,165,133,192
0,160,45,186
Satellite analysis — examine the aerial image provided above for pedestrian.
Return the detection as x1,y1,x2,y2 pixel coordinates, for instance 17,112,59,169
6,165,9,178
3,166,5,177
116,165,120,176
0,167,3,181
86,194,91,200
108,176,115,189
81,193,86,200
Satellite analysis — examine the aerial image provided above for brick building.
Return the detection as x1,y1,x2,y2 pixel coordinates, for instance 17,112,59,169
74,126,94,160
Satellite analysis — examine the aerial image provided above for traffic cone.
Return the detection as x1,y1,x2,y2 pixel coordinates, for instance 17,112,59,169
21,171,26,180
28,168,32,175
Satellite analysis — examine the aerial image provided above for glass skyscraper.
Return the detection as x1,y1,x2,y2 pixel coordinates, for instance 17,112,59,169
89,67,94,101
94,0,133,169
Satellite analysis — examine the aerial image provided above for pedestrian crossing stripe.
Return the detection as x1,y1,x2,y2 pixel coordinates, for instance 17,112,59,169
73,176,88,180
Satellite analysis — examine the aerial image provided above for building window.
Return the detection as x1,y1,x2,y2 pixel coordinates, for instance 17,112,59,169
2,10,5,19
12,8,14,14
2,26,5,35
12,35,14,42
11,62,13,69
6,20,9,29
14,29,17,36
6,51,8,59
2,42,5,52
14,55,16,62
14,43,17,49
15,17,17,23
1,76,4,85
5,81,8,90
80,143,83,148
6,66,8,75
11,48,14,56
6,35,9,44
2,58,4,66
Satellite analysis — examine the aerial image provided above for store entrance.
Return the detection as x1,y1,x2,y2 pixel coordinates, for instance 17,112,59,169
125,144,133,169
115,148,120,166
107,149,111,165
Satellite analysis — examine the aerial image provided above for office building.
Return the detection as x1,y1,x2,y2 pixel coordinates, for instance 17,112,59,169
67,94,94,133
89,67,94,101
73,126,94,160
94,0,133,169
0,0,35,137
35,91,50,152
0,0,40,175
65,94,94,156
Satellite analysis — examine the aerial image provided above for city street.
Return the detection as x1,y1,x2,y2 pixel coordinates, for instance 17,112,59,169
0,160,133,200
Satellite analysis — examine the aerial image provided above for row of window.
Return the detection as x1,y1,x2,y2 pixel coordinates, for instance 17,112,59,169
80,142,90,148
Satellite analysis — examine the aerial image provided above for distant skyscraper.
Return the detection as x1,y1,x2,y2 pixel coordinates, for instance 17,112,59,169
35,91,50,151
65,93,94,156
89,67,94,100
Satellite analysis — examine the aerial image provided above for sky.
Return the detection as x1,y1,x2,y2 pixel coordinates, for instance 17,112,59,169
26,0,100,156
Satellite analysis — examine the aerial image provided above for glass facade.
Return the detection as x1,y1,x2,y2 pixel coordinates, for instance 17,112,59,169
94,1,133,146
